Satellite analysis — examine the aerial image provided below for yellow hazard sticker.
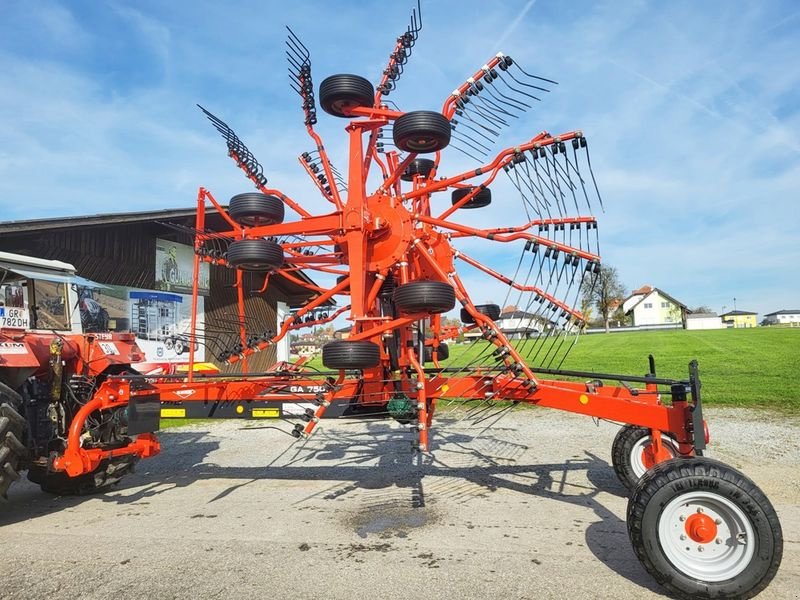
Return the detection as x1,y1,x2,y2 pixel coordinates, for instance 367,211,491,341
579,394,589,405
161,408,187,418
441,384,449,393
252,408,280,418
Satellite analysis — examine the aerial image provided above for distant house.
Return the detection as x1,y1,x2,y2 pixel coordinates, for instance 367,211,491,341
334,326,352,340
686,313,724,330
622,285,688,327
720,310,757,328
290,341,319,357
497,310,546,339
763,309,800,326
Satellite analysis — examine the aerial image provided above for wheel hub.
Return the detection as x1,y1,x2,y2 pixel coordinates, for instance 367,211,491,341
685,512,718,544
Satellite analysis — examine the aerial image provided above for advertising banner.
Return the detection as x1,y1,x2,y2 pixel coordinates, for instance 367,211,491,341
155,239,209,295
77,284,205,363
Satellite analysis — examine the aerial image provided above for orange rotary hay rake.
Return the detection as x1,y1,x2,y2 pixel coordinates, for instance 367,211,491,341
38,4,782,597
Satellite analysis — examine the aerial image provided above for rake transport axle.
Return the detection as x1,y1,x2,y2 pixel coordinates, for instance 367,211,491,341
18,4,782,598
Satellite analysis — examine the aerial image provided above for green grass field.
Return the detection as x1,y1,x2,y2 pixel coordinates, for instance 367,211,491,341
304,328,798,410
441,328,799,409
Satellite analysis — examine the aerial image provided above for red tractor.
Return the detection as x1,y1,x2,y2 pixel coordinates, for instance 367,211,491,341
0,251,158,496
1,5,783,598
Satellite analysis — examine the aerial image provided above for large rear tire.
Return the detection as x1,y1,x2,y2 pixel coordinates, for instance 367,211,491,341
0,382,27,499
628,457,783,599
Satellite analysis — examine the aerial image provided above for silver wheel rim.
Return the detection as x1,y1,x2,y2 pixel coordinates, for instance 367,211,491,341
630,433,678,479
658,490,755,581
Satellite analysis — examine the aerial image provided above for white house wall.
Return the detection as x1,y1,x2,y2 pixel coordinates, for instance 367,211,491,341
632,291,682,326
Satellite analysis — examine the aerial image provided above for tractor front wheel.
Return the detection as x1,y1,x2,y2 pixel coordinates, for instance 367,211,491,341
0,383,27,499
628,457,782,599
612,424,680,491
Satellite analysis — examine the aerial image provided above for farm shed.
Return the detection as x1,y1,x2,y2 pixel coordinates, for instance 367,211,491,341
0,207,321,373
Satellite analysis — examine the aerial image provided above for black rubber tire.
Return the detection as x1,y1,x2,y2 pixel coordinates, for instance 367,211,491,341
229,192,285,226
451,186,492,209
393,111,451,153
319,74,375,118
628,457,783,599
0,382,27,498
612,425,680,491
28,455,139,496
423,343,449,363
460,303,501,324
226,239,284,271
322,340,381,370
393,280,455,314
400,158,436,182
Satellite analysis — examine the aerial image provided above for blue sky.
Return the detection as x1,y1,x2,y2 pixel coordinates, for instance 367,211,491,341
1,0,799,318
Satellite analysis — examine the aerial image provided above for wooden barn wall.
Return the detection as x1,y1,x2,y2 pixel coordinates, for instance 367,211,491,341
0,224,157,288
206,267,279,372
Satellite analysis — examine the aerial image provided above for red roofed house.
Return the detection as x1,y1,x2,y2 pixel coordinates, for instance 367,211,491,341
622,285,689,328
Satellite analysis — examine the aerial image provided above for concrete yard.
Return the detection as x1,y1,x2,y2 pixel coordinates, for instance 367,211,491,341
1,407,798,599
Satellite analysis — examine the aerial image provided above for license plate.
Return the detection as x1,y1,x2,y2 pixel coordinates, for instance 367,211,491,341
0,307,29,329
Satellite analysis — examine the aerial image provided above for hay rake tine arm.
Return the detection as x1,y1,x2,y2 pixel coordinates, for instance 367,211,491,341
416,215,599,263
455,251,585,323
447,216,597,238
402,130,583,203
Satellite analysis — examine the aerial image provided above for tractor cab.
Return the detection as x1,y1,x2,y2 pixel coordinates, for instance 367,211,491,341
0,251,101,335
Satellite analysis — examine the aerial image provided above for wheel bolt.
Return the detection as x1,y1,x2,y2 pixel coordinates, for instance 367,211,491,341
679,515,686,522
714,518,722,525
696,507,704,514
715,538,722,545
698,546,704,552
680,534,686,541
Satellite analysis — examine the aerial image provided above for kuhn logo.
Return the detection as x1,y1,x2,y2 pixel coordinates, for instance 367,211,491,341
174,389,196,399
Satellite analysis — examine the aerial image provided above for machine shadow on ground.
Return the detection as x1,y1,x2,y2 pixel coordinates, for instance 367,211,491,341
0,418,661,594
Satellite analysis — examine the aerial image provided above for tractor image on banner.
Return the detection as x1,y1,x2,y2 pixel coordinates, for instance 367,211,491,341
0,3,782,598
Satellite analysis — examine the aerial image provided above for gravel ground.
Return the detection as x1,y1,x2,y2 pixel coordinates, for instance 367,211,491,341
1,407,798,599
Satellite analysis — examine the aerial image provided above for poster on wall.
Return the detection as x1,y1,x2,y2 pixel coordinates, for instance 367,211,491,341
155,238,209,295
77,284,205,363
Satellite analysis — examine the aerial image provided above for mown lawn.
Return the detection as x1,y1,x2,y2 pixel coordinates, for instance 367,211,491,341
285,328,799,410
443,328,799,409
